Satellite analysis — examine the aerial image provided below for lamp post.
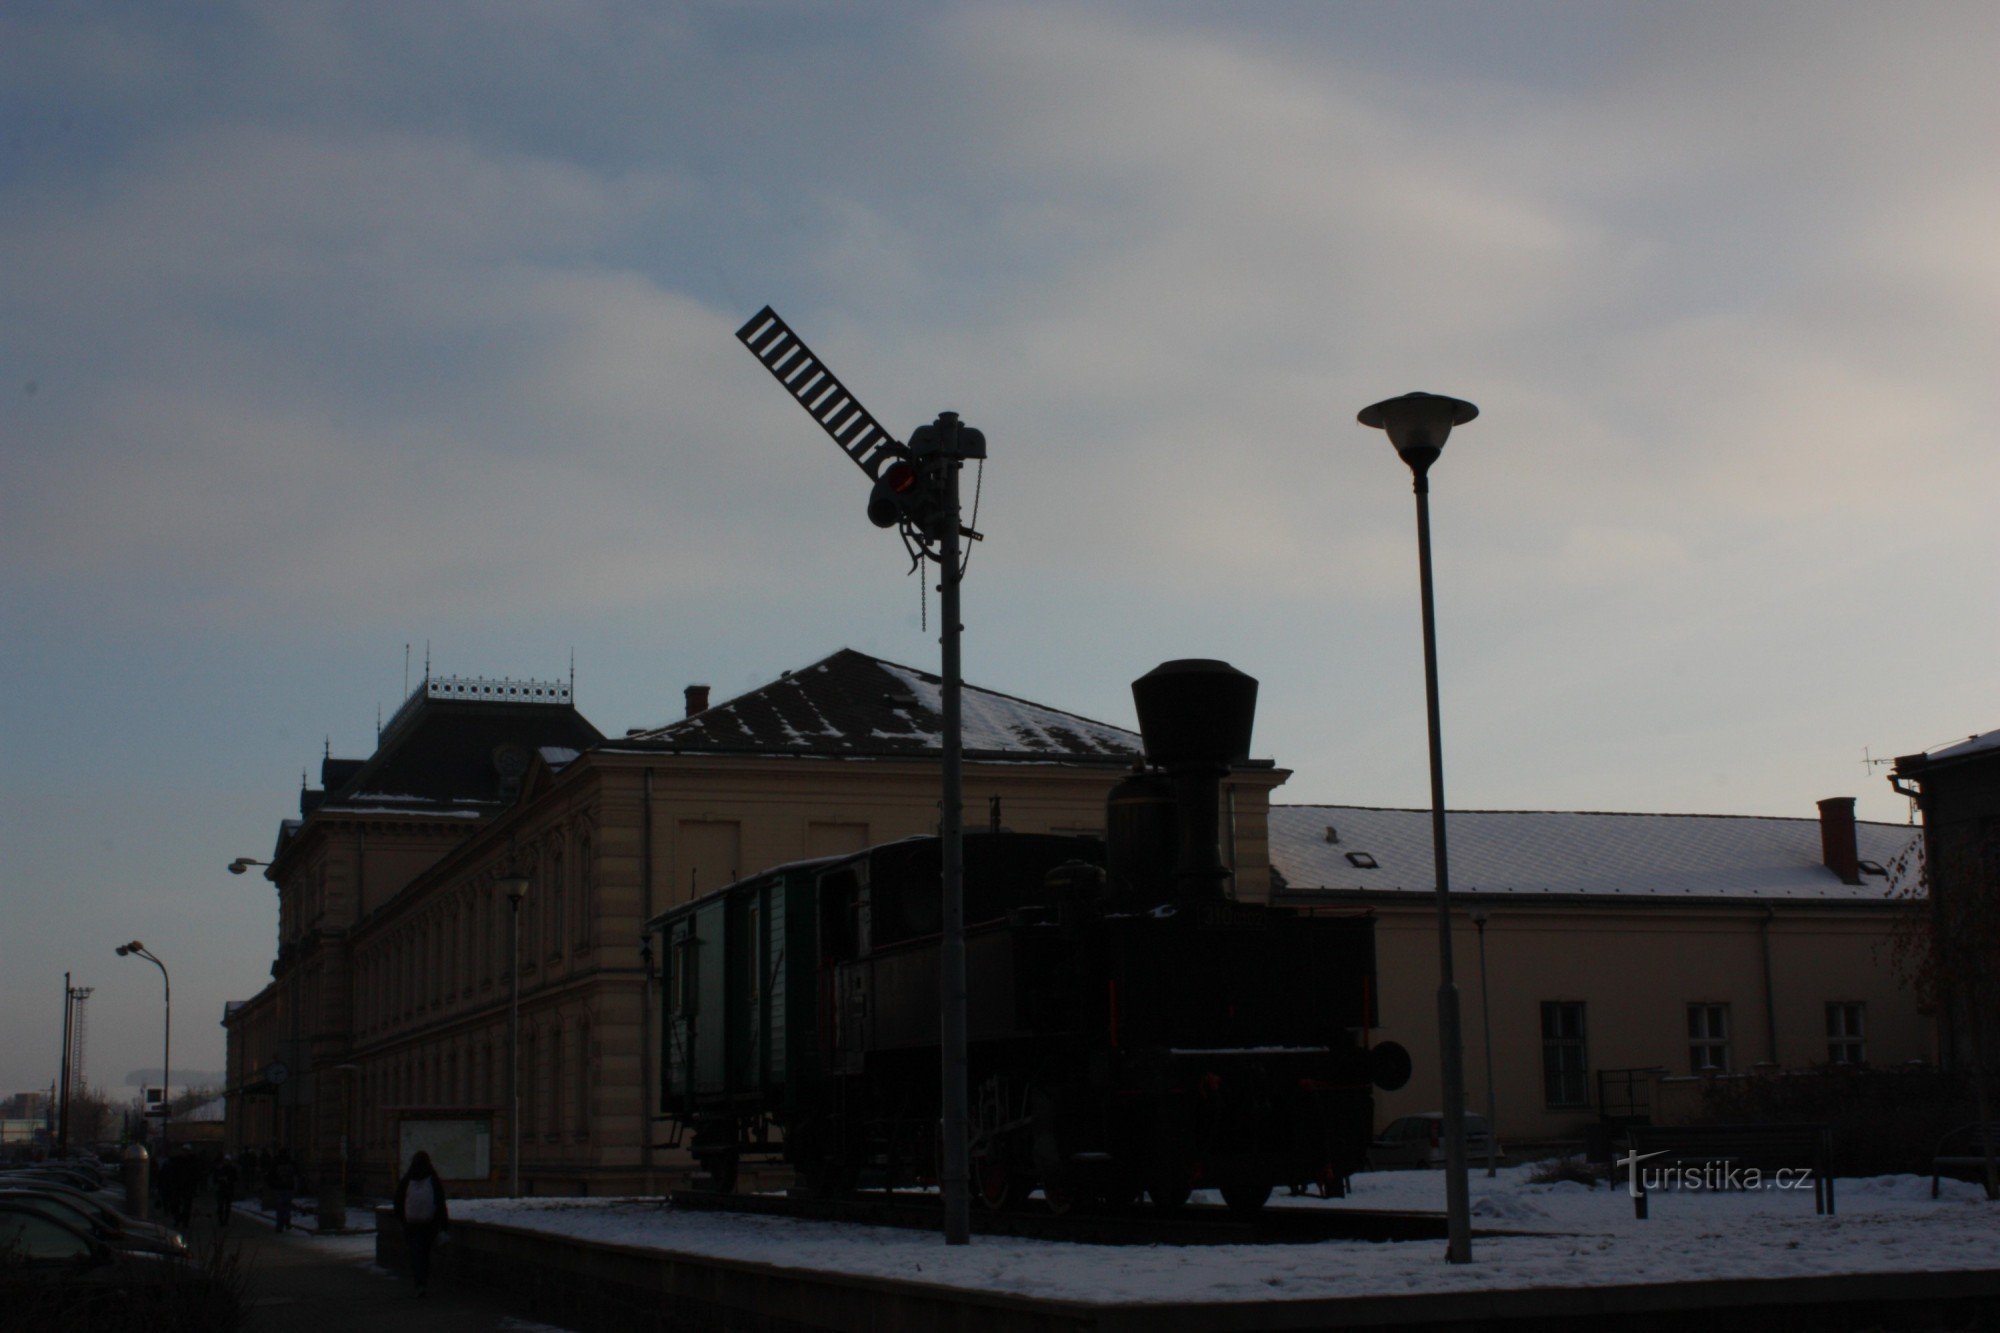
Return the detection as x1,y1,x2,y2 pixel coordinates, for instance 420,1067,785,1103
1358,389,1479,1264
497,871,530,1196
115,942,171,1156
1470,909,1498,1178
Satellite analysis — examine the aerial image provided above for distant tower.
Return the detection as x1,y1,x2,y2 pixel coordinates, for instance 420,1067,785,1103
68,987,93,1090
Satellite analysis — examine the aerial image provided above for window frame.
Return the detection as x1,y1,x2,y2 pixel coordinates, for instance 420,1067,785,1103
1826,1001,1866,1066
1540,1000,1590,1109
1688,1002,1731,1073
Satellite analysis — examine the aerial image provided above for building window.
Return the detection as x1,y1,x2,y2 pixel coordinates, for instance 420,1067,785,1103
1541,1001,1589,1108
575,1020,590,1141
1827,1002,1866,1065
574,835,594,949
1688,1003,1731,1072
550,1027,564,1141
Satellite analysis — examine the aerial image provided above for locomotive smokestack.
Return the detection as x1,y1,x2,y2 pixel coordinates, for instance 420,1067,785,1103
1130,659,1258,906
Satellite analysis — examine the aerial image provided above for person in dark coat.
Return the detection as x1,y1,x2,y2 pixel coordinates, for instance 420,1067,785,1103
159,1144,206,1232
210,1152,240,1228
266,1148,300,1232
392,1151,449,1297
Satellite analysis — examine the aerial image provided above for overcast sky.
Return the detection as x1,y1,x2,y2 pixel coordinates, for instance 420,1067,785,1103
4,2,1995,1098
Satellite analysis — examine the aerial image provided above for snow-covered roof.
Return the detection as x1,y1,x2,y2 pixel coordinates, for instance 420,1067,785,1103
1915,729,2000,765
182,1095,227,1123
1271,805,1921,902
614,649,1141,763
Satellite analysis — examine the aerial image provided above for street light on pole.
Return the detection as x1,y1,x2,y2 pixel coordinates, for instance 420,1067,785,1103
1358,389,1479,1264
115,941,171,1156
496,871,531,1197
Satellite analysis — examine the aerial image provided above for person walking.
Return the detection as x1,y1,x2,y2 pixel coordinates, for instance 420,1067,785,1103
160,1144,206,1232
211,1151,240,1229
393,1151,449,1297
267,1148,300,1233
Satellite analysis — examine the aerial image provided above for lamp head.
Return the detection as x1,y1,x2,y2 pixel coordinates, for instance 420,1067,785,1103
115,945,130,957
227,858,260,875
1357,391,1478,475
497,873,531,903
120,940,145,955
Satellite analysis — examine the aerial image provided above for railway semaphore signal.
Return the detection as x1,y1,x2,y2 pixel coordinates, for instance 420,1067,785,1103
735,305,982,1246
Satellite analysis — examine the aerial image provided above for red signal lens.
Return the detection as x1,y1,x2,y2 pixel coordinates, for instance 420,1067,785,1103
884,461,919,494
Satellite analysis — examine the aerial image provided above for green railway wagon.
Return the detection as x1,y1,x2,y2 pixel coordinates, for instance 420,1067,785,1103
648,833,1105,1190
653,855,835,1172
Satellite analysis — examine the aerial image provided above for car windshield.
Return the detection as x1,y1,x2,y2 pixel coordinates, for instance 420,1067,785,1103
0,1210,93,1263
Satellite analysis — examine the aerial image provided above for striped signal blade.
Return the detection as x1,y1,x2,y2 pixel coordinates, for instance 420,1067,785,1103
736,306,903,481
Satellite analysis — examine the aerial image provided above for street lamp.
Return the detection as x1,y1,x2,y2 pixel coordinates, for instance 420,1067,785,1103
1358,389,1479,1264
115,942,171,1156
227,858,271,875
496,871,531,1197
1470,909,1498,1179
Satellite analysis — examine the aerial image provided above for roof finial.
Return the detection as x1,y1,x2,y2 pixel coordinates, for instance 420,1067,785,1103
424,640,431,684
569,647,575,698
323,736,331,760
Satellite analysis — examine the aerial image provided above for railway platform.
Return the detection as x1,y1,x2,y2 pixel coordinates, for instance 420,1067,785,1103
376,1203,2000,1333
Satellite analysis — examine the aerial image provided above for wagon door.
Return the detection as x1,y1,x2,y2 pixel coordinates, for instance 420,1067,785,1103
662,916,698,1109
692,898,728,1100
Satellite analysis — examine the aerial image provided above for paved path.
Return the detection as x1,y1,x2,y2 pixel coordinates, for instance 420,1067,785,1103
186,1200,570,1332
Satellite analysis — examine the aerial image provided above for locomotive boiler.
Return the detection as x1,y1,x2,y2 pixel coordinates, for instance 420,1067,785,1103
648,659,1410,1213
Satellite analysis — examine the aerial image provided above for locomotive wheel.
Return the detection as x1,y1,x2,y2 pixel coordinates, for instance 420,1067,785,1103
973,1153,1017,1211
1097,1176,1143,1212
697,1147,740,1195
1147,1177,1193,1212
1221,1181,1272,1216
1042,1179,1077,1216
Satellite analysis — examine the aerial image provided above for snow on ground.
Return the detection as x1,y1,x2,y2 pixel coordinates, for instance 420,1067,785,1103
451,1168,2000,1305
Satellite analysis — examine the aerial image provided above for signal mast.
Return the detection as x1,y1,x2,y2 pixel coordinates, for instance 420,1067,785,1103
735,307,985,1245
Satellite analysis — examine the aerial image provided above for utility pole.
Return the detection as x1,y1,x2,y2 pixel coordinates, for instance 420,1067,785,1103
58,973,73,1155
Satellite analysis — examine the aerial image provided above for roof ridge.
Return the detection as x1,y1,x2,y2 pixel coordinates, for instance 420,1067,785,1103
1274,803,1911,828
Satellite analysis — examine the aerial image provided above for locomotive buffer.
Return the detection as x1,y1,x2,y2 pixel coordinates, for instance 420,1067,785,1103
735,306,986,1245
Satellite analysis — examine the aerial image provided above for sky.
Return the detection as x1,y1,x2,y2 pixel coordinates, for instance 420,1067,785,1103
3,1,1995,1098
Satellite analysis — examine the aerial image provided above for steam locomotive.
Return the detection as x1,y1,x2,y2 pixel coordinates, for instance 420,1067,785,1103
647,659,1410,1213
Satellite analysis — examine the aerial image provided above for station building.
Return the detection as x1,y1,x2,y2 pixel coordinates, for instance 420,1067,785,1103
226,651,1930,1194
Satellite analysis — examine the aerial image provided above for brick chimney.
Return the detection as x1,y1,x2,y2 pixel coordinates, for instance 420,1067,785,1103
684,683,710,718
1817,796,1862,885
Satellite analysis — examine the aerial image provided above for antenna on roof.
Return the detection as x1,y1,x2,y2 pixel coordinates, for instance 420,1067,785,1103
569,647,575,700
424,640,432,684
376,702,383,737
404,643,411,699
323,737,330,760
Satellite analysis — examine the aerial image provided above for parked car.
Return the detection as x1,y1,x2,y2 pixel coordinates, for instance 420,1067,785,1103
0,1203,217,1317
0,1189,188,1258
1368,1112,1500,1168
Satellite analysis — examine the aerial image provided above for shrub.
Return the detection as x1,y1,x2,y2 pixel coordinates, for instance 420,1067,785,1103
1690,1064,1979,1177
1525,1155,1605,1188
